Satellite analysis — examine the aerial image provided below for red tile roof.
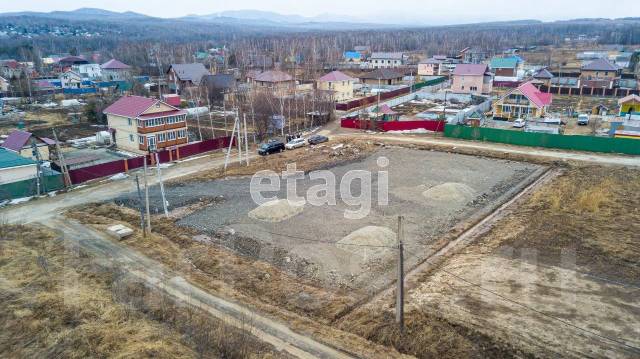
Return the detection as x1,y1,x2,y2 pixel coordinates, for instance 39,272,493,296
318,71,353,82
101,59,131,70
452,64,489,76
517,82,552,108
103,96,160,118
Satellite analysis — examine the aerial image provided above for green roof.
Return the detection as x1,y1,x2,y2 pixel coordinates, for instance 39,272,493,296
0,148,36,169
490,57,519,69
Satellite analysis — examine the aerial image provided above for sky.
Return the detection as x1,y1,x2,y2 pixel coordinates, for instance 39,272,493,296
0,0,637,25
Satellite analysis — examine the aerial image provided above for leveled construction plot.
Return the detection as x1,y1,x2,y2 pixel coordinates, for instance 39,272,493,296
116,147,543,293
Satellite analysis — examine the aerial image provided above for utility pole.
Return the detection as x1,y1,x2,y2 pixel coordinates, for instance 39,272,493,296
224,115,239,170
243,113,250,165
31,139,42,196
143,156,151,232
135,175,147,237
235,110,242,165
155,152,169,217
52,129,71,187
396,215,405,332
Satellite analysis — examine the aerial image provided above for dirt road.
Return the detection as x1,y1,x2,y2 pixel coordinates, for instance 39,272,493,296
0,150,254,224
46,218,354,359
339,133,640,167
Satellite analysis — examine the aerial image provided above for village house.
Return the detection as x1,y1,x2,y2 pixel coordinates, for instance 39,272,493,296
450,64,493,94
56,56,89,72
493,81,552,120
72,63,102,80
343,51,363,64
101,59,132,81
359,68,404,86
0,147,38,186
418,57,449,77
252,70,295,94
201,73,237,104
316,71,355,101
103,95,189,154
369,52,404,69
579,58,621,89
490,57,520,77
618,94,640,117
0,60,21,79
59,70,83,89
533,68,554,87
167,63,211,93
0,130,55,161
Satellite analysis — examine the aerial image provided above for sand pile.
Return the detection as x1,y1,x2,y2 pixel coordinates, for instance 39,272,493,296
337,226,396,258
422,182,475,203
248,199,305,222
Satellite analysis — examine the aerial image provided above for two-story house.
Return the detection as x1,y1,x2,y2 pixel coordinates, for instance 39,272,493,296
101,59,132,81
252,70,295,95
167,63,211,93
450,64,493,94
316,71,355,101
104,96,189,154
579,58,621,89
369,52,404,69
493,81,552,120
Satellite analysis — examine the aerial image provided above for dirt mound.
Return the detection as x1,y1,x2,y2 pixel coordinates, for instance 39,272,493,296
422,182,475,203
337,226,396,258
248,199,305,222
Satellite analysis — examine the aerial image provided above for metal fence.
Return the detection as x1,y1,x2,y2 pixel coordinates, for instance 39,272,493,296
0,170,65,201
444,124,640,155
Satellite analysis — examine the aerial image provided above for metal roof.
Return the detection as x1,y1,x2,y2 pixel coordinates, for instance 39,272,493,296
0,147,36,169
582,58,619,71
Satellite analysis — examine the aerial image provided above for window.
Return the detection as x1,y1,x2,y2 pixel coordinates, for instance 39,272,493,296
470,86,478,91
157,132,166,142
168,131,176,140
127,118,132,126
178,129,186,138
502,105,512,113
138,135,145,144
129,134,134,142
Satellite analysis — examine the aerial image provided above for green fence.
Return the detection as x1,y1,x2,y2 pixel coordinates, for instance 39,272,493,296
444,124,640,155
413,76,447,90
0,172,65,201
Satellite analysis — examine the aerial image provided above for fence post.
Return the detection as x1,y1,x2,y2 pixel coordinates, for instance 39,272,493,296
124,159,129,172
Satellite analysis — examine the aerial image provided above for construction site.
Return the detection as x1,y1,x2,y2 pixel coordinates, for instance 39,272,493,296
0,128,629,359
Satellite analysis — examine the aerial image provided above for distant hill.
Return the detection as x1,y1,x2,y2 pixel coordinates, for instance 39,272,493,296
0,7,151,21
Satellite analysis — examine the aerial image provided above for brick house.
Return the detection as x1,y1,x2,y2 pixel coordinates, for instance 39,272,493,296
451,64,493,94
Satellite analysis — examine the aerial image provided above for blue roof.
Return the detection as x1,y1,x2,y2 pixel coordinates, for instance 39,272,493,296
0,147,36,169
490,57,519,69
344,51,362,60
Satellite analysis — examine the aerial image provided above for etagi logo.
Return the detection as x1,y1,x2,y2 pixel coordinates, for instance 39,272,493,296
250,157,390,219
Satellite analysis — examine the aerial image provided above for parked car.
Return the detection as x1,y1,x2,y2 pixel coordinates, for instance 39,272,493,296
308,135,329,145
513,119,526,128
577,114,590,126
258,140,285,156
285,137,306,150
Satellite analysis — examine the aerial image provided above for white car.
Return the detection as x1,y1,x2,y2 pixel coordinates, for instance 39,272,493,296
285,138,306,150
513,119,526,128
577,114,589,126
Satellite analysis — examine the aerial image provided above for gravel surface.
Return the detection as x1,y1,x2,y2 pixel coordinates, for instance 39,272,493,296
114,147,543,292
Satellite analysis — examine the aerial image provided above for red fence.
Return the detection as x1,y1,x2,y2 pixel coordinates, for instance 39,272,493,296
336,86,411,111
341,118,445,132
67,136,234,185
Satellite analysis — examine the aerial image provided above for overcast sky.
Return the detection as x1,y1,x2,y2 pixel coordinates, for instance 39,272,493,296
1,0,637,25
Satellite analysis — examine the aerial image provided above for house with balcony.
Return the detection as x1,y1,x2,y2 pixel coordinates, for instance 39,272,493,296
104,96,188,154
493,81,552,120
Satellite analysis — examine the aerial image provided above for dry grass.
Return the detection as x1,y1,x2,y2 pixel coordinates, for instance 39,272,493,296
497,165,640,283
66,203,358,322
339,307,530,359
0,223,285,359
0,224,196,358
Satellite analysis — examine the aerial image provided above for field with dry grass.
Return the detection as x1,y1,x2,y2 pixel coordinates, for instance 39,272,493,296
0,223,287,358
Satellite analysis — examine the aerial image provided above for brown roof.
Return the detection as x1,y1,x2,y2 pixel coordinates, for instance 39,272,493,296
452,64,489,76
359,68,403,80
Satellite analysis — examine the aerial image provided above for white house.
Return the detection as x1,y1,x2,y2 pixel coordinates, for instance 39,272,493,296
0,147,38,185
72,63,102,80
369,52,404,69
59,70,83,89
